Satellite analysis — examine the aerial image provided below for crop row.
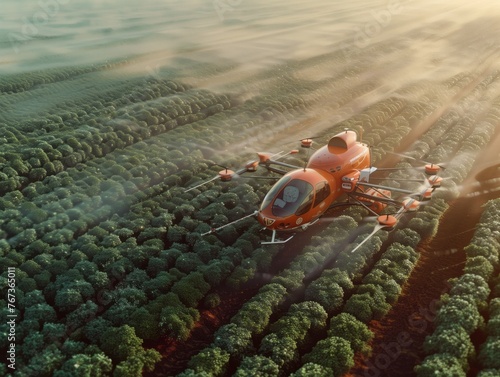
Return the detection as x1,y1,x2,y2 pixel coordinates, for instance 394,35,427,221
415,198,500,377
0,78,233,195
0,61,124,94
386,74,500,377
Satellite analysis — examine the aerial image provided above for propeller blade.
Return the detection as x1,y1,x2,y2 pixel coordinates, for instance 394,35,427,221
184,175,220,192
360,215,379,223
384,151,447,170
349,224,385,254
317,216,353,224
201,210,258,236
271,150,300,161
386,151,420,161
369,177,427,183
185,158,263,192
298,134,328,142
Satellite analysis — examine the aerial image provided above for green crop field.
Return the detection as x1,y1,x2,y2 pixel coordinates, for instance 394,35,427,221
1,1,500,376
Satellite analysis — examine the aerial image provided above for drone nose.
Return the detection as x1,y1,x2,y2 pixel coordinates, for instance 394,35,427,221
258,213,276,227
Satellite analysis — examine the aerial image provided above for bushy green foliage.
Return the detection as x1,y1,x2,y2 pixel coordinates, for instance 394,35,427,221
187,347,230,376
479,337,500,369
213,323,254,357
304,277,344,313
290,363,333,377
54,353,113,377
259,334,299,368
171,271,210,307
328,313,373,355
233,355,280,377
423,324,475,369
417,198,500,375
435,295,482,335
158,293,200,341
271,269,305,292
344,291,390,323
464,255,494,281
478,369,500,377
231,283,287,334
100,325,144,362
415,353,466,377
302,337,354,377
449,273,490,305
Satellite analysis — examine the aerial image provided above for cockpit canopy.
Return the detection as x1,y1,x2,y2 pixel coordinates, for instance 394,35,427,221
260,175,331,218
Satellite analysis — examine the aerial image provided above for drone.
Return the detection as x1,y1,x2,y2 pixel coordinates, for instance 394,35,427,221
186,129,444,245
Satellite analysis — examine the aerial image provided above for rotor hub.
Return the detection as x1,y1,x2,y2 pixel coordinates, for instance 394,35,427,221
425,164,441,175
301,139,313,148
377,214,398,229
427,175,442,187
245,160,259,172
218,169,235,181
422,188,433,201
403,198,420,212
258,152,272,163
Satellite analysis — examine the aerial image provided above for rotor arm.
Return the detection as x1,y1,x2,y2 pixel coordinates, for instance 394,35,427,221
257,159,300,175
357,181,416,195
184,175,220,193
261,165,288,175
262,159,303,170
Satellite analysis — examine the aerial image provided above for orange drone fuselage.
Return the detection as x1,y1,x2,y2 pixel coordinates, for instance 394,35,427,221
257,131,371,231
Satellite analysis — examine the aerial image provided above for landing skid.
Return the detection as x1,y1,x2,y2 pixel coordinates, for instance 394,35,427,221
261,230,295,245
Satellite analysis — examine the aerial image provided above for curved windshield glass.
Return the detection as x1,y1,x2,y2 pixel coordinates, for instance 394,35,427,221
269,179,314,217
261,176,291,210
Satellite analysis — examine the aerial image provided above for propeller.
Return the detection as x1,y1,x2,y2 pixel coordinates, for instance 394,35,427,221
349,206,407,254
184,161,258,193
360,215,380,223
268,149,300,161
317,216,356,224
385,151,446,167
386,151,448,175
297,134,329,142
184,174,222,193
201,210,259,236
349,223,386,254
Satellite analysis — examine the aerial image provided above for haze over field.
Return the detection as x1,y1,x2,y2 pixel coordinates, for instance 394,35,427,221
3,0,500,151
3,0,500,79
